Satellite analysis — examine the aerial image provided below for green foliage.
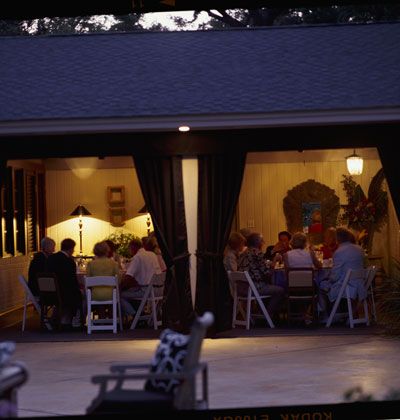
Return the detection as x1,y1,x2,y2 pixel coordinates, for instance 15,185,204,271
104,230,140,258
339,169,388,252
375,257,400,336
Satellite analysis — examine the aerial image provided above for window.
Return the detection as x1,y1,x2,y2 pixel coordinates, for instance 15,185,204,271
1,165,45,257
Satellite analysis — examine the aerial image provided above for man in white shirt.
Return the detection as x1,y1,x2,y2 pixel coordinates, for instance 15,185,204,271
120,238,162,317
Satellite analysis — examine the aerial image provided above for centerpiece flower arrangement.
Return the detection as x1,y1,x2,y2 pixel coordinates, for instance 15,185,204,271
338,169,388,253
104,230,141,259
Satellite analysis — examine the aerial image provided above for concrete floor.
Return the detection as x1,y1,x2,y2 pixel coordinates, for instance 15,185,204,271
12,334,400,417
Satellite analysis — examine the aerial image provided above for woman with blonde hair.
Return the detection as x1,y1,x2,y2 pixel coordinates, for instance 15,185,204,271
86,241,120,300
223,231,246,272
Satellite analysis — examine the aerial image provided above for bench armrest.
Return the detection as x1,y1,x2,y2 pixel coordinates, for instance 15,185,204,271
110,364,151,373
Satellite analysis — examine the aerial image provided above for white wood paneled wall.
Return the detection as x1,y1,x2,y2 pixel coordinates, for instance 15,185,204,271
45,167,148,255
238,159,398,271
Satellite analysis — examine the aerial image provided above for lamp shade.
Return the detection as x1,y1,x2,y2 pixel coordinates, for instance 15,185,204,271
70,205,91,216
138,204,147,213
346,150,363,176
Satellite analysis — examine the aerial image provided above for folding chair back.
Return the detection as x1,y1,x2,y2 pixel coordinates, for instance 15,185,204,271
130,272,166,330
286,268,316,324
326,268,369,328
37,272,62,330
228,271,274,330
84,275,122,334
287,268,314,288
17,274,47,332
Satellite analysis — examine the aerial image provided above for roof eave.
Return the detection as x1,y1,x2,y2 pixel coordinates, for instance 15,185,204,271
0,107,399,137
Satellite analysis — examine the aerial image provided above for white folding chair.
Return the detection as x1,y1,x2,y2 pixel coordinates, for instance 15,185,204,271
326,268,370,328
85,276,123,334
18,274,52,331
365,265,378,322
286,268,317,325
228,271,274,330
129,272,166,330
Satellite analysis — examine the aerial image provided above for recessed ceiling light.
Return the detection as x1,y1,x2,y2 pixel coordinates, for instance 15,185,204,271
178,125,190,132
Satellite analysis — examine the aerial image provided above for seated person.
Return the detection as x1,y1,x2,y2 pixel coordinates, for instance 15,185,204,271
46,238,83,328
120,238,162,319
264,245,275,261
284,232,322,269
223,231,246,272
284,232,321,324
86,241,119,300
318,227,366,319
28,236,56,298
320,227,338,259
142,234,167,272
270,231,292,262
238,232,285,319
105,239,124,270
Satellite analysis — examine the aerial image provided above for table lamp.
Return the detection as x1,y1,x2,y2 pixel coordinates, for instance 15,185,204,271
70,205,91,256
138,204,151,235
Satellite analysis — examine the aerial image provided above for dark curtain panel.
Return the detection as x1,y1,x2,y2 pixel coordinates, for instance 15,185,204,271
133,156,194,333
377,146,400,222
195,153,247,334
0,159,7,257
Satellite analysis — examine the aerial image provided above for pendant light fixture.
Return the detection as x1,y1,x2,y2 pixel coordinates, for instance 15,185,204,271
346,149,363,175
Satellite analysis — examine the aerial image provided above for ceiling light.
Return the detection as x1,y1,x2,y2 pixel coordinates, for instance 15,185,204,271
178,125,190,132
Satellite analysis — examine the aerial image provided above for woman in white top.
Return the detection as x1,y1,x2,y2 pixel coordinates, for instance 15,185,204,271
283,232,322,325
283,232,322,269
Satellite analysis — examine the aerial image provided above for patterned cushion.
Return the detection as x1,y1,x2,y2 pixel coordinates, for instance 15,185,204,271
144,329,189,394
0,342,15,367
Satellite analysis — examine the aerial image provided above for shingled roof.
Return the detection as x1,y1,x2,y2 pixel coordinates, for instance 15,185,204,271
0,21,399,131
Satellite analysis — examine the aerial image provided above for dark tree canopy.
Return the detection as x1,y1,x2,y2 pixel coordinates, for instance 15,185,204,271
0,3,399,36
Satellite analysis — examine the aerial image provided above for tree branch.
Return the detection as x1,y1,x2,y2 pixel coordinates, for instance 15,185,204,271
207,9,246,27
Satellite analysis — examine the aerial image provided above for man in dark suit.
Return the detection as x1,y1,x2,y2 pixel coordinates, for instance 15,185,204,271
46,238,82,328
28,237,56,298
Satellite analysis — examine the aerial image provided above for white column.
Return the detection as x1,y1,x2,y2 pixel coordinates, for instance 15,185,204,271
182,158,198,309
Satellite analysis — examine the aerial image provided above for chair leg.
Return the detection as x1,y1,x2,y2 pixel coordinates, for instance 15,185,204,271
151,297,157,331
246,294,251,330
363,299,370,326
370,290,377,322
346,288,354,328
232,294,237,328
326,296,341,328
22,295,27,332
113,292,117,334
130,297,147,330
87,299,92,335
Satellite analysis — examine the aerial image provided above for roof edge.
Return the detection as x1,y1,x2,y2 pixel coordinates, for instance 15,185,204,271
0,107,399,137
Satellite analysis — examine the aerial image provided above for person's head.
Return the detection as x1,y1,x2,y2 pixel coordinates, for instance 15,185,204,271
323,227,337,246
129,237,143,257
60,238,76,256
40,237,56,256
144,236,159,253
312,209,322,223
278,231,292,245
246,232,265,250
227,232,246,253
336,227,355,244
290,232,308,250
105,240,116,257
93,241,110,258
239,228,253,241
141,236,149,248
